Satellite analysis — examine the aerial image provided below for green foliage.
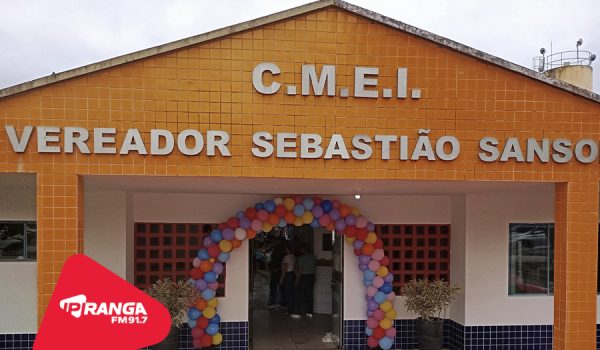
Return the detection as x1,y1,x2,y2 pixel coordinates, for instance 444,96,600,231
401,279,461,321
145,278,201,328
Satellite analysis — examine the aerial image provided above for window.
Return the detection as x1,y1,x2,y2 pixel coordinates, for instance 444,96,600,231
134,223,225,296
508,223,554,294
377,224,451,294
0,221,37,261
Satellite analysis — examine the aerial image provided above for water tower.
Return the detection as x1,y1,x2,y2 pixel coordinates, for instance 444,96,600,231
533,39,596,90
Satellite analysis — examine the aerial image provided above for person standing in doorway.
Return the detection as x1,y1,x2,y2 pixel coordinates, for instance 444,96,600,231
279,244,300,318
295,244,317,318
268,239,285,309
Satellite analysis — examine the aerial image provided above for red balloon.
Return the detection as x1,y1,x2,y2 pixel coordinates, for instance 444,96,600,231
313,197,322,205
332,199,341,209
294,196,303,204
190,267,204,280
362,244,374,256
275,204,287,217
192,337,203,349
208,244,221,258
367,336,379,348
380,256,390,267
227,217,240,229
356,228,368,241
196,317,210,329
326,223,335,231
191,327,204,338
373,326,386,339
244,207,257,220
344,226,357,237
374,239,383,249
201,334,213,347
284,211,295,224
257,210,269,222
354,249,362,256
268,213,279,226
218,222,227,230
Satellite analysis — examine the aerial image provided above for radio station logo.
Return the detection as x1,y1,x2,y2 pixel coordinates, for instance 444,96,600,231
59,294,148,324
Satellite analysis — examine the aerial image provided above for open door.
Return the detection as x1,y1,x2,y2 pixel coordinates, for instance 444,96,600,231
330,230,343,348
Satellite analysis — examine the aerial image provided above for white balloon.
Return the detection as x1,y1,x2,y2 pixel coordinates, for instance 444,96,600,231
234,227,247,240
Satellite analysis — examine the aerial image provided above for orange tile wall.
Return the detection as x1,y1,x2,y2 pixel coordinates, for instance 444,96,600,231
1,6,599,347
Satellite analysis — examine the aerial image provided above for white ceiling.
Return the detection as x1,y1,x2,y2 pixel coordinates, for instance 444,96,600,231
83,175,553,196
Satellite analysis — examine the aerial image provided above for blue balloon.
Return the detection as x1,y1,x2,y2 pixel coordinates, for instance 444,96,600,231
188,319,197,329
278,218,287,228
302,198,314,210
206,323,219,336
321,200,332,213
380,283,393,294
293,204,305,216
188,307,201,320
204,271,217,283
197,249,210,260
202,288,216,300
236,210,245,219
218,252,230,262
310,218,320,228
374,292,386,304
264,200,276,212
195,278,208,291
365,327,373,336
210,229,222,243
379,336,393,350
363,270,375,281
209,314,221,324
255,202,265,210
363,278,372,287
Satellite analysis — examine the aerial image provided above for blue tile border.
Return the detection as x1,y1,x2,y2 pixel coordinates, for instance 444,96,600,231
0,333,36,350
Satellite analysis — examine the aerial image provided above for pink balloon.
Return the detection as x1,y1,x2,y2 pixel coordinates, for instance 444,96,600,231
386,292,396,301
385,327,396,338
251,219,263,232
372,309,385,321
366,317,379,329
257,210,269,222
318,214,330,226
372,276,384,288
356,216,368,228
332,199,341,209
209,281,219,290
193,257,201,267
372,249,384,261
367,286,377,297
368,260,380,272
367,336,379,348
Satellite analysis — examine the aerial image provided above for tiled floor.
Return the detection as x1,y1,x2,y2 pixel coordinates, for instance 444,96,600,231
250,271,338,350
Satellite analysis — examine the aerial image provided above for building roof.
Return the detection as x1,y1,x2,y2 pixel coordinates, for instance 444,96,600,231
1,0,598,103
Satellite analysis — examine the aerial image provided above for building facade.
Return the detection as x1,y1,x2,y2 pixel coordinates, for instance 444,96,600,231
1,1,600,349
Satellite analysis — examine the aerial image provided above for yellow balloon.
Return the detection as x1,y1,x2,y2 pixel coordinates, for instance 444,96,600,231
293,216,303,227
207,298,219,308
376,266,389,277
379,317,393,330
302,211,314,224
385,309,397,320
209,258,215,263
212,332,223,345
365,232,377,244
380,300,393,312
219,240,233,253
351,207,361,216
344,236,356,244
203,306,216,319
284,198,295,210
262,223,273,233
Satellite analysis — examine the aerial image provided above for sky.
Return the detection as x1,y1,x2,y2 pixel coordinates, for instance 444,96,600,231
0,0,598,93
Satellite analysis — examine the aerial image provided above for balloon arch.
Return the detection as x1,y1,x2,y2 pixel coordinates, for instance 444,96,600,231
187,196,397,349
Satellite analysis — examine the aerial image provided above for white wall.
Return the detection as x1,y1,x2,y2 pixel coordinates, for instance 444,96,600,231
449,195,466,324
84,190,129,280
0,175,37,333
465,191,554,325
342,195,451,319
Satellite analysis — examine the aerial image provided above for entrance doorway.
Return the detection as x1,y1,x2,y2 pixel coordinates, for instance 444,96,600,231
249,224,342,350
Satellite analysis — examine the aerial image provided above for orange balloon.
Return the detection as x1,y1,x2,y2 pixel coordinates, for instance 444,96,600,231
247,229,257,239
339,205,352,217
232,239,242,248
326,223,335,231
200,260,213,273
195,298,207,310
268,213,279,226
284,211,296,224
362,243,374,256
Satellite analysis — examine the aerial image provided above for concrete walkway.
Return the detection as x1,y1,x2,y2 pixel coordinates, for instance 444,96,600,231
250,271,338,350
